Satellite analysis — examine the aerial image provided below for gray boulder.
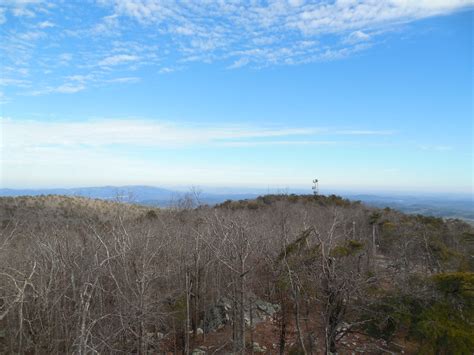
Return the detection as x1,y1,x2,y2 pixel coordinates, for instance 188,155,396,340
202,296,279,333
253,342,267,353
202,296,232,332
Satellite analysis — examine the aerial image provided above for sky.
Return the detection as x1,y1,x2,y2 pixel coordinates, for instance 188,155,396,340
0,0,473,194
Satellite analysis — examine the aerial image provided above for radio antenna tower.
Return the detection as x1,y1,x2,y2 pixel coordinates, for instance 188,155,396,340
312,178,319,195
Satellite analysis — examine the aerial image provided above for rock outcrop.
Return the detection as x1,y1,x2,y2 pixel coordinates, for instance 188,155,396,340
202,296,280,333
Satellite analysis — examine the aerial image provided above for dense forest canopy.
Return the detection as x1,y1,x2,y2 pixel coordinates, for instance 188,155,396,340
0,194,473,354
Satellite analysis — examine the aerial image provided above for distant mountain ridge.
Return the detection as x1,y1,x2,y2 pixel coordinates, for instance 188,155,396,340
0,185,175,201
346,193,474,223
1,186,472,222
0,185,259,206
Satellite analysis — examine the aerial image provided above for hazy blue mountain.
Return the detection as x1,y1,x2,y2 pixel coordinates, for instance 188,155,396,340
1,186,472,222
0,186,259,206
0,186,175,201
347,194,474,223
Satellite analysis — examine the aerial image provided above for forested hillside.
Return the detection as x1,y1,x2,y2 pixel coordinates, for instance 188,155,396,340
0,194,472,354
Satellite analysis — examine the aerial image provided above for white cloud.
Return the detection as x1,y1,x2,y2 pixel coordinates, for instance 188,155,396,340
0,0,471,96
1,118,322,149
159,67,176,74
1,142,294,188
57,53,73,65
95,0,471,68
419,144,454,151
217,140,338,147
0,91,11,104
344,30,371,44
31,83,86,95
0,8,6,24
335,129,395,135
16,68,29,76
228,57,250,69
12,6,35,17
91,14,119,35
98,54,139,66
174,25,196,36
104,1,472,36
0,117,390,188
24,70,140,96
288,0,306,7
104,0,171,23
66,74,94,83
53,84,85,93
2,118,398,152
37,20,54,28
106,76,140,83
292,0,473,34
0,78,30,87
0,0,50,25
16,30,44,41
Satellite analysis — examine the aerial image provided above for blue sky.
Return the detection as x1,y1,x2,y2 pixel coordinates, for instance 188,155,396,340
0,0,472,194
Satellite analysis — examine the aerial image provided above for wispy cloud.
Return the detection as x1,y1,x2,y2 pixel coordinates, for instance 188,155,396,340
98,54,139,66
37,20,54,28
31,83,86,95
1,117,393,149
335,129,395,136
26,70,140,95
0,91,11,105
0,77,30,87
90,14,119,35
58,53,73,64
290,0,472,34
0,0,471,96
99,0,472,68
12,6,35,18
1,118,321,148
16,30,45,41
159,67,180,74
0,8,6,24
105,76,140,83
217,140,339,148
419,144,454,151
0,0,51,23
29,75,90,96
1,117,398,187
343,30,371,45
52,83,85,94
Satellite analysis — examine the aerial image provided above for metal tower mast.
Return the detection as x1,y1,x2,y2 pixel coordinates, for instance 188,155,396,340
312,178,319,195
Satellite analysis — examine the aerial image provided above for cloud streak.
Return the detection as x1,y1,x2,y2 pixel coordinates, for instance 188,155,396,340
0,117,397,189
1,117,393,149
98,54,139,66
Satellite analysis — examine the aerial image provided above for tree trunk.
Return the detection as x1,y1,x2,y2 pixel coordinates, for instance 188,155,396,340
279,304,286,355
240,259,246,354
372,224,376,259
293,286,307,354
185,270,190,355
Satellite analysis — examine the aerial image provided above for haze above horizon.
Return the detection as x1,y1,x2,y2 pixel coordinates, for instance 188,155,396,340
1,1,472,194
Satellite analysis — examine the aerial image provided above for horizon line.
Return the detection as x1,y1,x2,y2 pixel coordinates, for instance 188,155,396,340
1,184,472,198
